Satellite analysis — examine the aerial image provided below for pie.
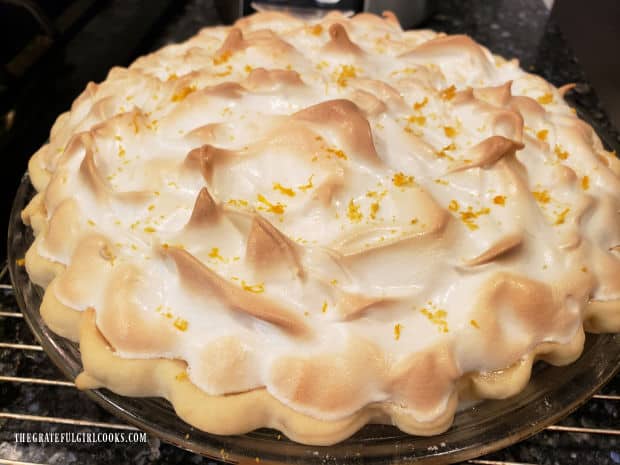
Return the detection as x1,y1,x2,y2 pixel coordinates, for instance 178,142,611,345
21,10,620,445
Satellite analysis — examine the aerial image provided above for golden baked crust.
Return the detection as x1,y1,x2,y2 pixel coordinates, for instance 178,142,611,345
21,10,620,445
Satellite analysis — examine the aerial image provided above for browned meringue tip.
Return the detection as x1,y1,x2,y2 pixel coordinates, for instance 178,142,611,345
215,26,295,62
246,215,305,279
162,246,312,338
334,223,444,257
558,83,576,96
233,10,304,31
351,79,407,111
399,34,476,58
79,149,108,202
349,89,388,116
202,82,246,99
293,99,380,166
312,169,346,206
492,108,525,141
215,27,244,58
452,87,475,105
336,290,386,320
382,11,401,28
79,148,151,205
187,187,219,227
449,135,524,173
350,11,400,30
184,144,240,183
323,23,364,57
463,233,523,267
323,10,347,21
473,81,513,107
245,67,305,91
184,123,222,145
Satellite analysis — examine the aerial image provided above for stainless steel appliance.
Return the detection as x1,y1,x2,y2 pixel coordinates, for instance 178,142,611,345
215,0,432,28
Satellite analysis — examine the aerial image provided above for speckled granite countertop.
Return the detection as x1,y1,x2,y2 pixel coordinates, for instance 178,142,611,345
1,1,619,464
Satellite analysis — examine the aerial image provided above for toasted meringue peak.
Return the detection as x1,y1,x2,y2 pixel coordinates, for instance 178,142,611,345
245,215,304,278
217,27,295,60
293,99,381,166
79,149,108,202
323,23,364,57
463,233,523,266
473,81,513,107
186,187,219,227
23,9,620,444
201,82,246,99
164,246,311,338
381,11,401,28
450,135,524,172
335,290,387,320
245,67,304,91
558,83,576,96
215,27,245,57
79,148,151,205
185,143,240,182
400,34,492,72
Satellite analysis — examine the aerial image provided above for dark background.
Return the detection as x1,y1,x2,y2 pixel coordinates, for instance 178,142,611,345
553,0,620,131
0,1,620,464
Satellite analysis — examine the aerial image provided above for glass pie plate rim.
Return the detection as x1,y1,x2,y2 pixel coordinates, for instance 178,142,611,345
8,107,620,465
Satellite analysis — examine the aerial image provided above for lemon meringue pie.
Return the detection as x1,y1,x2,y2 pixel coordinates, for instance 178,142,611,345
21,10,620,445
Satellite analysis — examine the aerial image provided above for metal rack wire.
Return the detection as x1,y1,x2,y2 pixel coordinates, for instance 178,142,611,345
0,262,618,465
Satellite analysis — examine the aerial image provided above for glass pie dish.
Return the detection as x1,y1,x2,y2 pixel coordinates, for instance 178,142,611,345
8,107,620,464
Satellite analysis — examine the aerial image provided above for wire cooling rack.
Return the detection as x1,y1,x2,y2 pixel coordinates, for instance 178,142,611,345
1,261,619,465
